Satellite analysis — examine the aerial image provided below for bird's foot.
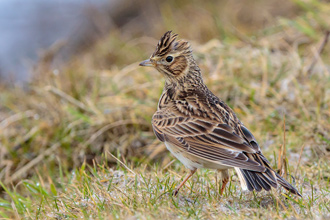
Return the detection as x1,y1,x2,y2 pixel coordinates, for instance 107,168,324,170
172,189,179,196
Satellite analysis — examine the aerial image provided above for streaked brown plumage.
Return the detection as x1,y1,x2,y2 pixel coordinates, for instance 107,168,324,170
140,31,301,197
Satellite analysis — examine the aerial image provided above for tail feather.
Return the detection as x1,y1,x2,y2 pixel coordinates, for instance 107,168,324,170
238,168,301,197
235,153,301,196
275,172,302,197
250,172,264,191
244,170,262,191
240,169,273,192
253,172,271,191
242,171,256,191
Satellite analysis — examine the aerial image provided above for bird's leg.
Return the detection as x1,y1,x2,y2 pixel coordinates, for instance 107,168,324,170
172,169,197,196
220,178,229,196
219,169,230,196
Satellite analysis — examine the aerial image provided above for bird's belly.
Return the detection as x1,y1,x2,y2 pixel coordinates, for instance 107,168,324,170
164,142,230,170
165,142,203,170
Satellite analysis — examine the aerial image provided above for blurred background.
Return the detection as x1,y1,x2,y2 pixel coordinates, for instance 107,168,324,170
0,0,301,84
1,0,330,186
0,0,122,83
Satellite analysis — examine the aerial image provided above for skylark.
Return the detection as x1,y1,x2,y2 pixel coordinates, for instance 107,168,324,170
140,31,301,197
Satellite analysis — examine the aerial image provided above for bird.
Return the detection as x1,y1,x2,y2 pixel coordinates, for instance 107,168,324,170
139,31,301,197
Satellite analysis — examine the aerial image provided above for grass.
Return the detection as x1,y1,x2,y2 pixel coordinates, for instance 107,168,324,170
1,155,329,219
1,0,330,219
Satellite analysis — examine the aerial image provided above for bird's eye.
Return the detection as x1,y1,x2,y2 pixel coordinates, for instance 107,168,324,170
165,56,173,62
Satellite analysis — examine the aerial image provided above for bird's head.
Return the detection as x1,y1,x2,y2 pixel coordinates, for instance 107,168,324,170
140,31,198,83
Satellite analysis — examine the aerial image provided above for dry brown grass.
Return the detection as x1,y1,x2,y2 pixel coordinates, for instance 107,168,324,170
1,0,330,218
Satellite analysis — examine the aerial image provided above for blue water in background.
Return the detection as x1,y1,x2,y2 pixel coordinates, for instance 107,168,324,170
0,0,110,83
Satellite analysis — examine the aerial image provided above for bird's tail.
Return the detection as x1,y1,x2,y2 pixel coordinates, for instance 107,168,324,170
274,172,301,196
236,168,301,197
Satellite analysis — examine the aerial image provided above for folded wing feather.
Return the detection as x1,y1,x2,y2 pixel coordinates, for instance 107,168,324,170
152,110,266,172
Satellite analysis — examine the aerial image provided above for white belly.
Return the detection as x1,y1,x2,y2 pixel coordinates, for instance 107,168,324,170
165,141,231,171
165,142,203,170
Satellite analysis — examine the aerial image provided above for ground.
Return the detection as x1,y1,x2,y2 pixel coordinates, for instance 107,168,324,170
0,0,330,219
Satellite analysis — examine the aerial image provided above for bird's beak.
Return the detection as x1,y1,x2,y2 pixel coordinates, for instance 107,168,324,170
139,59,154,67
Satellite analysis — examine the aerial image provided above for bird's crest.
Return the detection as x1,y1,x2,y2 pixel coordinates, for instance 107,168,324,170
152,31,191,57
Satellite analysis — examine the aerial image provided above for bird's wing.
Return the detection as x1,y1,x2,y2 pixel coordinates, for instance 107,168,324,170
152,110,266,172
